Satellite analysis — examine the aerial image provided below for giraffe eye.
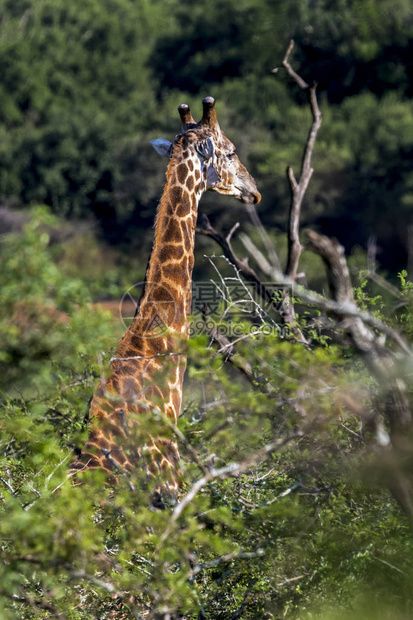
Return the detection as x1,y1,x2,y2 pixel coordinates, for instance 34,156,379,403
227,151,236,159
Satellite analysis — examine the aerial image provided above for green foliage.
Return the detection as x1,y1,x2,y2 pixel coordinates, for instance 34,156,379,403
2,1,413,617
1,210,413,618
0,208,117,398
0,0,168,216
1,0,413,271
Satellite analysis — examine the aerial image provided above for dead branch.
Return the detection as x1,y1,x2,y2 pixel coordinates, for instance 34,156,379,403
197,214,413,354
161,430,305,534
306,229,411,428
199,214,412,356
238,232,274,276
187,549,264,582
197,215,276,307
196,215,308,343
306,229,413,526
245,203,282,271
273,40,322,280
306,231,355,304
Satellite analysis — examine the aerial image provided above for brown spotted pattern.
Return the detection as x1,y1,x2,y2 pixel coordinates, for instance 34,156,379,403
71,98,260,506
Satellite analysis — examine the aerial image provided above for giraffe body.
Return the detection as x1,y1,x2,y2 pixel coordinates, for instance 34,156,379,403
73,98,260,504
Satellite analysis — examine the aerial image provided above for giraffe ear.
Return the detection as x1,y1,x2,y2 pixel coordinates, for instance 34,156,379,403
195,138,214,160
150,139,173,158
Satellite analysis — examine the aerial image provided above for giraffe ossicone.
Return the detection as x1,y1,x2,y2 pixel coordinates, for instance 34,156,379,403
72,97,261,507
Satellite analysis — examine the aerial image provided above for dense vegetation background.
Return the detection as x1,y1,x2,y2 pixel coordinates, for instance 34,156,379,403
2,0,413,618
1,0,413,273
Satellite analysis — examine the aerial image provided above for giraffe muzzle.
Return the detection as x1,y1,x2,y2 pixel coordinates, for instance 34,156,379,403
241,189,262,205
238,181,261,205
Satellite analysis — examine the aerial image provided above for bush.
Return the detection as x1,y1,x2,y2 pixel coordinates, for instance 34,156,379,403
1,211,413,618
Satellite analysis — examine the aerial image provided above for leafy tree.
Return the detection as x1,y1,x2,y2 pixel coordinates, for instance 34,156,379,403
0,0,169,216
1,0,413,272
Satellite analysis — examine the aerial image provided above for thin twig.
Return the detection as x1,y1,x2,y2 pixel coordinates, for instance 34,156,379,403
279,41,322,280
0,588,68,620
69,570,144,620
188,549,265,581
245,204,282,271
371,555,405,575
197,215,276,307
277,575,305,588
197,216,308,343
228,578,256,620
160,431,304,540
0,476,16,495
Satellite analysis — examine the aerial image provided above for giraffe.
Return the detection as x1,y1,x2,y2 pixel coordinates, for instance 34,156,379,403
72,97,261,507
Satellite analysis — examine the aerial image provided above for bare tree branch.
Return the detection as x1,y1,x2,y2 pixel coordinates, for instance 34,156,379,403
160,430,305,536
306,229,413,526
238,232,274,276
245,203,282,271
69,570,144,620
197,214,276,308
196,215,308,343
272,39,309,90
273,40,322,281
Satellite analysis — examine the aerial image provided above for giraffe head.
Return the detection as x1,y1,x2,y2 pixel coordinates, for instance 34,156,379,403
151,96,261,205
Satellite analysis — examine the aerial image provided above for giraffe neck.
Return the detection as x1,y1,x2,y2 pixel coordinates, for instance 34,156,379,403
132,147,202,340
72,147,205,489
